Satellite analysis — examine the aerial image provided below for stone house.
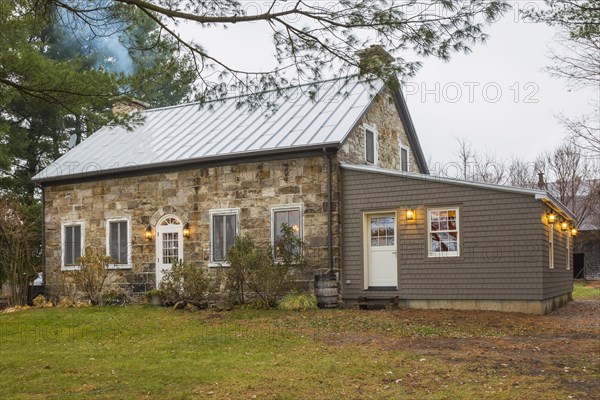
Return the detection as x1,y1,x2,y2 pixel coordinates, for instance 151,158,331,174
33,77,576,314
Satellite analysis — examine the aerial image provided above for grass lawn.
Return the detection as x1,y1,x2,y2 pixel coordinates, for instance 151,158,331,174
1,299,598,400
573,280,600,300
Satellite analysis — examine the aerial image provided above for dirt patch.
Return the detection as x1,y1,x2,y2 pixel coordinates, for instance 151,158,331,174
312,300,600,399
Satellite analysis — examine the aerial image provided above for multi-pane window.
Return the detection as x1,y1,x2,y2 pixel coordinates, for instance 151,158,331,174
370,216,395,247
272,207,301,258
108,220,129,265
428,208,459,257
211,211,238,262
63,224,83,267
162,232,180,264
401,147,409,172
365,128,376,164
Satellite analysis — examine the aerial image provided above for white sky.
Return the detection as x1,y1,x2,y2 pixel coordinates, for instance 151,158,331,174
180,1,598,167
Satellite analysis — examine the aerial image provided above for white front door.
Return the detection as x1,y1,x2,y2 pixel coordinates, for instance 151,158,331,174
155,216,184,288
365,213,397,288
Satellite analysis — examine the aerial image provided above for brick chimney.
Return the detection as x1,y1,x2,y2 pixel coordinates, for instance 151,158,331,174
355,45,395,76
112,99,150,116
537,172,546,190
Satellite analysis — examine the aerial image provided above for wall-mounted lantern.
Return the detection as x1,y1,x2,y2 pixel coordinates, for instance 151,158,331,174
547,210,556,223
183,222,191,239
570,227,578,236
406,208,415,221
145,225,153,241
561,221,569,231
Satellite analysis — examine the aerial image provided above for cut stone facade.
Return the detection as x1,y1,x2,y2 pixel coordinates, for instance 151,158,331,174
43,156,341,296
338,88,419,172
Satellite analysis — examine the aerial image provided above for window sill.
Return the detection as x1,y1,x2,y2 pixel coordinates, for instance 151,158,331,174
61,266,80,271
427,252,460,258
108,264,132,270
209,262,231,268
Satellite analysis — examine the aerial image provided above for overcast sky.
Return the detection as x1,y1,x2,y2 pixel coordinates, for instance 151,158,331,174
181,1,597,169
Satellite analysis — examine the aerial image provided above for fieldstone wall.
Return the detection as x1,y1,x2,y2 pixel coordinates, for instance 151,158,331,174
43,155,341,298
337,87,419,173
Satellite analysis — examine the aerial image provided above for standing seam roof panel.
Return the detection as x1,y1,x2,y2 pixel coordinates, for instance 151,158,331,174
33,77,390,181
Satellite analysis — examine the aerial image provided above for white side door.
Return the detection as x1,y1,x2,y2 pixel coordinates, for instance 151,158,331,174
365,213,397,288
155,217,184,288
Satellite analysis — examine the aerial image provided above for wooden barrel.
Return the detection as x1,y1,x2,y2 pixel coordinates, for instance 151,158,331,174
315,273,339,309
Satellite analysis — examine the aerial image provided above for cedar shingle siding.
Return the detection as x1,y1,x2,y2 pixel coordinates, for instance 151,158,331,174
341,168,573,303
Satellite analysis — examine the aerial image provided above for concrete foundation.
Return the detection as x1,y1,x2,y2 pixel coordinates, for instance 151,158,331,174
345,293,572,315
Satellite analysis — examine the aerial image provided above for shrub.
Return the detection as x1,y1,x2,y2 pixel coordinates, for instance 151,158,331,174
65,251,110,305
32,294,53,308
160,260,219,305
279,293,317,311
102,287,133,306
226,224,310,309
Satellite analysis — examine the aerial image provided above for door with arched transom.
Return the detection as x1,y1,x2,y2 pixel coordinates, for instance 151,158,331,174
155,215,184,287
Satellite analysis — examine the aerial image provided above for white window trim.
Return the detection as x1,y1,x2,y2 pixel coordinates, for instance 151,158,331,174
362,210,398,290
61,221,85,271
400,143,410,172
270,204,304,259
427,207,460,258
549,223,554,269
209,208,240,267
566,230,570,270
364,124,378,165
105,217,132,269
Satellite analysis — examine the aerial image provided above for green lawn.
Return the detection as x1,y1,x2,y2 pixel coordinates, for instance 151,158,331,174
573,280,600,300
1,304,598,399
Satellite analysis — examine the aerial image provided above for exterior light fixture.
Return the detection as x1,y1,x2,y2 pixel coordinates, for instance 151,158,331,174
406,208,415,220
183,223,191,238
561,221,569,231
570,227,578,236
547,210,556,223
145,225,153,241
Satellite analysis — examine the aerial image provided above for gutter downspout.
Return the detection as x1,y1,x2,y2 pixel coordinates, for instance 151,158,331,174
40,185,45,285
325,149,334,274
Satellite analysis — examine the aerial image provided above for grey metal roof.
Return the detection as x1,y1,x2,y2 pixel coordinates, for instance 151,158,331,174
341,163,577,221
34,78,384,182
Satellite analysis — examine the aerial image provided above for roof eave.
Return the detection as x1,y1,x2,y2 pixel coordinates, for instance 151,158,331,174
535,193,577,222
391,87,429,174
340,164,581,216
33,143,341,184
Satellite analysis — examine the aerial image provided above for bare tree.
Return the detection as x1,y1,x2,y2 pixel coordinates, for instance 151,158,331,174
455,137,474,180
546,31,600,88
0,198,40,306
507,156,538,188
523,0,599,158
472,151,506,184
547,142,600,227
560,106,600,155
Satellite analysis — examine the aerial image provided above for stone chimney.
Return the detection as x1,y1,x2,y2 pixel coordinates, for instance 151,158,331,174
537,172,546,190
355,45,395,76
112,99,150,116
